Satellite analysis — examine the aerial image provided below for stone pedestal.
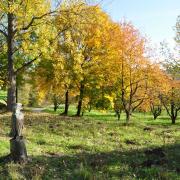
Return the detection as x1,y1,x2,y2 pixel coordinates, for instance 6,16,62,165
10,136,28,163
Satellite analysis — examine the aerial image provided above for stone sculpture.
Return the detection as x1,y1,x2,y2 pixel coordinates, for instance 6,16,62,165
10,103,28,163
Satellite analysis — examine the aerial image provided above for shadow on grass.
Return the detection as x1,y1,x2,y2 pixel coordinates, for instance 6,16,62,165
0,143,179,179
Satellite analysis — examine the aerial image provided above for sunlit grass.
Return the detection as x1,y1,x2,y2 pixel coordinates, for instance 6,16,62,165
0,110,179,179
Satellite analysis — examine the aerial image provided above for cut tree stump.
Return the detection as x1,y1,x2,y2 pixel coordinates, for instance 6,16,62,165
10,136,28,163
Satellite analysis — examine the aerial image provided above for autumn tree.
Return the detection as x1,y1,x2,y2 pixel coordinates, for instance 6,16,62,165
159,82,180,124
159,19,180,124
114,22,148,123
0,0,58,111
0,0,62,164
160,62,180,124
145,64,170,120
34,2,91,115
54,3,119,116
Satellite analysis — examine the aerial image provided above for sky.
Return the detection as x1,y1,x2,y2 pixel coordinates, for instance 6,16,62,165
101,0,180,48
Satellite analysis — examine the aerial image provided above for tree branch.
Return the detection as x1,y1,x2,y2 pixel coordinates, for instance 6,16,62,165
18,11,56,33
0,23,7,30
124,77,147,90
15,53,42,74
0,13,5,22
132,99,144,112
159,95,171,117
0,29,8,38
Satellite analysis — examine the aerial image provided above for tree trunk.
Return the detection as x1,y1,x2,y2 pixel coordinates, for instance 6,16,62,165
153,115,157,120
125,110,131,124
88,102,92,112
118,109,122,121
7,12,16,111
53,95,58,112
115,109,121,121
60,90,69,116
64,90,69,115
171,117,176,124
76,83,84,116
117,112,120,121
170,102,176,124
54,104,58,112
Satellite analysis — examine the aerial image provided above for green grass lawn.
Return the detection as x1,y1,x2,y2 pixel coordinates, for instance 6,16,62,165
0,109,179,179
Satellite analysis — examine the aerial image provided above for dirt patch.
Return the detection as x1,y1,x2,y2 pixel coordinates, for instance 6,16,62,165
125,139,138,145
143,127,153,131
49,123,61,129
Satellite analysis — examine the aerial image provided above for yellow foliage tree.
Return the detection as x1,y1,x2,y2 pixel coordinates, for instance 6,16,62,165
53,3,119,116
0,0,57,110
113,21,149,123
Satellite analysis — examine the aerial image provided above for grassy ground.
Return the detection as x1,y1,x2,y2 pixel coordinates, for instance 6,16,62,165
0,108,179,179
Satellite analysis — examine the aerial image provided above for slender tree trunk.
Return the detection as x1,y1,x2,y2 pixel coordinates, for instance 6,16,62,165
125,110,131,124
170,87,177,124
117,112,120,121
7,12,16,111
88,101,92,112
76,83,84,116
88,103,92,112
171,102,176,124
54,103,58,112
118,109,122,121
171,103,177,124
154,115,157,120
152,108,161,120
171,117,176,124
61,90,69,115
53,95,58,112
64,90,69,115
